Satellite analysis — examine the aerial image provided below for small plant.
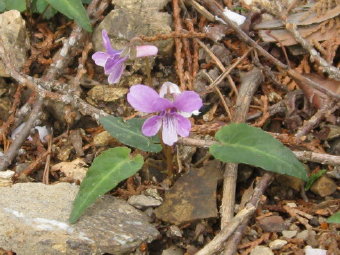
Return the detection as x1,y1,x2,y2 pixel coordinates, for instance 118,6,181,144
0,0,92,31
69,30,308,223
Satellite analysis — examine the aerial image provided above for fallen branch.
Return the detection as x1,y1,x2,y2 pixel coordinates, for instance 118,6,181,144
196,173,273,255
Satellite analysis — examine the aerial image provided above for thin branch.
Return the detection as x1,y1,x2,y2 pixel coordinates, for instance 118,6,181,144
285,23,340,81
196,173,273,255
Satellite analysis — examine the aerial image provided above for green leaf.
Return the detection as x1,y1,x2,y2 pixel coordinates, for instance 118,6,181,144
45,0,91,31
100,116,162,153
81,0,92,3
5,0,26,11
327,211,340,224
210,123,308,181
305,169,327,191
0,0,6,12
69,147,143,223
34,0,57,19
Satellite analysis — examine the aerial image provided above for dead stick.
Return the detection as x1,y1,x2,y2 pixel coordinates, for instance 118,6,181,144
173,0,185,89
197,0,340,100
221,68,264,229
196,173,273,255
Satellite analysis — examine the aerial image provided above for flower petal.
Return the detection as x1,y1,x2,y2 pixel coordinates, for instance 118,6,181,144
107,61,125,84
173,91,203,112
159,82,181,98
92,52,110,67
174,113,191,137
142,115,162,136
104,55,126,75
127,85,164,113
101,30,120,55
162,114,178,146
136,45,158,58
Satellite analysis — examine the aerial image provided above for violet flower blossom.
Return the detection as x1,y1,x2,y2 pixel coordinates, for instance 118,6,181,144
127,82,203,146
92,30,158,84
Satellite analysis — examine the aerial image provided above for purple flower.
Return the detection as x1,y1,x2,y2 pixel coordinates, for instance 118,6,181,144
127,82,203,146
92,30,158,84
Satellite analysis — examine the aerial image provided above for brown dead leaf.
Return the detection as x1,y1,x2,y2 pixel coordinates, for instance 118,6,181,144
51,158,88,183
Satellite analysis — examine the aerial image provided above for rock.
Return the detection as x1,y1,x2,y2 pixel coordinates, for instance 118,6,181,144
128,194,162,209
282,230,298,238
0,10,30,77
167,225,182,238
162,245,184,255
94,0,172,61
326,166,340,180
155,161,222,224
250,246,274,255
0,183,159,255
258,216,287,232
88,86,128,102
310,176,337,197
296,229,309,240
269,239,288,250
0,170,15,187
93,131,116,147
304,246,327,255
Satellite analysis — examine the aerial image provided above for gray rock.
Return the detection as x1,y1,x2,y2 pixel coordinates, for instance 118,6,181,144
0,183,159,255
282,230,298,238
128,194,162,209
250,246,274,255
93,0,172,61
269,239,288,250
0,10,30,77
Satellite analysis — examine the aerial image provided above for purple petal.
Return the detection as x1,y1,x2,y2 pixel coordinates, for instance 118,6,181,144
92,52,110,67
159,82,181,98
136,45,158,58
173,91,203,113
174,113,191,137
151,97,173,112
162,113,178,146
142,115,162,136
104,55,126,75
107,61,125,84
102,30,120,55
127,85,171,113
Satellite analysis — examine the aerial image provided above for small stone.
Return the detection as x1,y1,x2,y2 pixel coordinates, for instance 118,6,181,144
167,225,182,238
162,245,184,255
258,216,287,232
269,239,288,250
88,86,128,102
0,170,15,187
250,246,274,255
93,131,116,147
282,230,298,238
304,246,327,255
128,194,162,209
310,176,337,197
296,230,309,240
0,10,30,77
286,202,297,208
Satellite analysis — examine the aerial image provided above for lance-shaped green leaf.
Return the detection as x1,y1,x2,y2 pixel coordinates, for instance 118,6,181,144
327,211,340,224
210,123,308,181
45,0,91,31
69,147,143,223
5,0,26,11
100,116,162,153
